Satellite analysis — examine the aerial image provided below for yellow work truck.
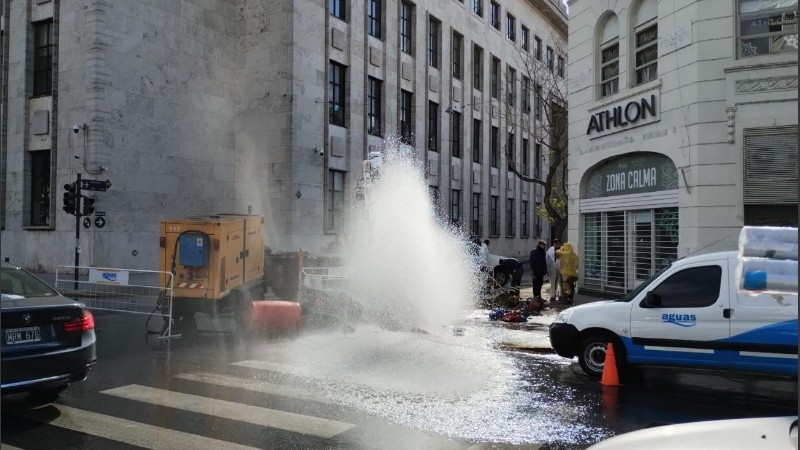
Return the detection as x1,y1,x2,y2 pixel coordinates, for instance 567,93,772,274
159,214,264,330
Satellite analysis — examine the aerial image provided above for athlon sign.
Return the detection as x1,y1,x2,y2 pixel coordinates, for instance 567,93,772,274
586,88,660,139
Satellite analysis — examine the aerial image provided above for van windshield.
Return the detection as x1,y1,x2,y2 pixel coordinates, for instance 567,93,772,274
617,265,670,302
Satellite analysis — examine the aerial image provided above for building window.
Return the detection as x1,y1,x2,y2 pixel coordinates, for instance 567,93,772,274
452,32,463,80
506,198,515,236
327,170,345,232
428,18,440,68
472,193,482,235
521,76,530,113
33,20,53,97
472,0,483,17
29,150,51,226
546,46,554,72
521,200,529,238
506,14,516,41
451,111,462,158
368,0,381,38
329,61,346,126
490,126,499,167
557,55,565,78
472,119,482,163
490,56,500,99
534,36,542,60
451,189,462,226
521,26,530,52
600,42,619,97
490,196,499,236
367,77,382,136
490,2,500,29
634,24,658,84
534,83,542,120
329,0,346,20
534,142,542,178
506,132,515,171
428,101,439,151
400,2,413,54
473,45,483,91
599,14,620,98
738,0,798,57
506,67,516,106
430,185,440,212
400,90,414,144
522,138,529,176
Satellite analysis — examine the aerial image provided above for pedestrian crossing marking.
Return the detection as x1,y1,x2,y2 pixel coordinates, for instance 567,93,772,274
231,359,312,378
1,444,26,450
101,384,355,439
175,372,338,406
8,404,258,450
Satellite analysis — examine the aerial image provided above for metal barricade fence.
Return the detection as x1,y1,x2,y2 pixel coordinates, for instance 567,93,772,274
300,267,355,333
55,266,180,339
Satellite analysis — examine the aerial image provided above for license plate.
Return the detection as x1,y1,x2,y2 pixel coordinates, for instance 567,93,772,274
5,326,42,345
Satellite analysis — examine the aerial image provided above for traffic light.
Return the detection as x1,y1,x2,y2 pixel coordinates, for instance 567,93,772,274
82,197,96,216
63,183,78,216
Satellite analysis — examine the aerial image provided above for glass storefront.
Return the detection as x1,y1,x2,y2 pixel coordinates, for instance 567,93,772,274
583,207,678,294
580,152,680,295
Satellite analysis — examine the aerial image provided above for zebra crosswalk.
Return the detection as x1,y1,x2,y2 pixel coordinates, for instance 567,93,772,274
1,359,359,450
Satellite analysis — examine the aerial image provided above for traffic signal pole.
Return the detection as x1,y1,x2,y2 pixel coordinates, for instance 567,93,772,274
74,173,81,290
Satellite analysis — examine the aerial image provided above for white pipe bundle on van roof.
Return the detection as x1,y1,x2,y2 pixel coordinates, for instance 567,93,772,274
737,226,798,295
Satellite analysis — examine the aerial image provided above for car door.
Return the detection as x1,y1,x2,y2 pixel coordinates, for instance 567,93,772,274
628,260,730,366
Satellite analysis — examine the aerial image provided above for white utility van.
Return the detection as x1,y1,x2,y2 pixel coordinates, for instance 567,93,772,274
549,251,798,378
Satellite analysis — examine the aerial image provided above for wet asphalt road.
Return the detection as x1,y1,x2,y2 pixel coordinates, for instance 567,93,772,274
2,310,797,450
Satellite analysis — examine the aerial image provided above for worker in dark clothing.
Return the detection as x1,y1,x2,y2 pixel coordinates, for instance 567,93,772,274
499,258,524,288
529,240,548,300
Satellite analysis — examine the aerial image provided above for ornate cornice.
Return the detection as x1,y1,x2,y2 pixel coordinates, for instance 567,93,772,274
736,76,798,94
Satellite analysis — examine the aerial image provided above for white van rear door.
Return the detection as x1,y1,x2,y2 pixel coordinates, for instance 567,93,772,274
628,260,730,365
727,258,798,375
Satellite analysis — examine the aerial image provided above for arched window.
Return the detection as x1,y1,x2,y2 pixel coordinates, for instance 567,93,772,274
632,0,658,85
598,13,619,98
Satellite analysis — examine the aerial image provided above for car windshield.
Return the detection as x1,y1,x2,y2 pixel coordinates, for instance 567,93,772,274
0,266,58,299
617,265,670,302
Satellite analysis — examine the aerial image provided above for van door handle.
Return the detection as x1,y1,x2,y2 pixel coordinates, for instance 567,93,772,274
723,308,732,319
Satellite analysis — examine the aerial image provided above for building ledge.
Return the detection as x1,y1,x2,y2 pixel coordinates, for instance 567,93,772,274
723,55,798,74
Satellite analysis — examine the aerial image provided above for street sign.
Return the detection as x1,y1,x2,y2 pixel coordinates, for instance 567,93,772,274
83,217,92,229
95,217,106,228
80,179,112,192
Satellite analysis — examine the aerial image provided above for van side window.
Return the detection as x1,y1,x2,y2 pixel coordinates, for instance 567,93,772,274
651,265,722,308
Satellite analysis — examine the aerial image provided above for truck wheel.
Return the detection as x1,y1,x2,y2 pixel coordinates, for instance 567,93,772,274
232,291,254,335
577,333,625,379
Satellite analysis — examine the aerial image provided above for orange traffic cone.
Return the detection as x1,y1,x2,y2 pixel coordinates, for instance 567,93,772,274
600,342,621,386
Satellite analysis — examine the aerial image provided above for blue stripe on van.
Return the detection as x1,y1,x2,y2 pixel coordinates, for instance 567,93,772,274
724,319,798,346
621,334,798,376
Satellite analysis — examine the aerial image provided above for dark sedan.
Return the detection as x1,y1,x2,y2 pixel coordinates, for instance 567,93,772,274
1,262,96,399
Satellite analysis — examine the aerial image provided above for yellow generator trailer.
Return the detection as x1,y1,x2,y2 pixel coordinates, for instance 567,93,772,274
159,214,264,330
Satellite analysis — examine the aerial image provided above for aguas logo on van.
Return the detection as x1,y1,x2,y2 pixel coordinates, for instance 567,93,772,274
662,313,697,327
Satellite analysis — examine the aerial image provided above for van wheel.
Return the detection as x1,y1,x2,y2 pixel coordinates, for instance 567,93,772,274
577,333,625,379
232,290,255,335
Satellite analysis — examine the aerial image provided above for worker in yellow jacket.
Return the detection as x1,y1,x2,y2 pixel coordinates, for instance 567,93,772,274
556,242,579,305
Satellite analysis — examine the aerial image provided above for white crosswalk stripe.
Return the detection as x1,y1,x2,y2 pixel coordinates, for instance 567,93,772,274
101,384,355,439
175,372,339,406
1,444,26,450
8,404,259,450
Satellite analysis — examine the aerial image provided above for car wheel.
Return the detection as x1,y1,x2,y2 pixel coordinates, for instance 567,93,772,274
232,290,255,335
493,268,509,286
577,333,625,379
28,384,68,402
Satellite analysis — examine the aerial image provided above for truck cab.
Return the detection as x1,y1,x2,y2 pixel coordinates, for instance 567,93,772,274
549,251,798,378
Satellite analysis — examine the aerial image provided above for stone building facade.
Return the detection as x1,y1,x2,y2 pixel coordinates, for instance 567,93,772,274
0,0,567,271
567,0,798,295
